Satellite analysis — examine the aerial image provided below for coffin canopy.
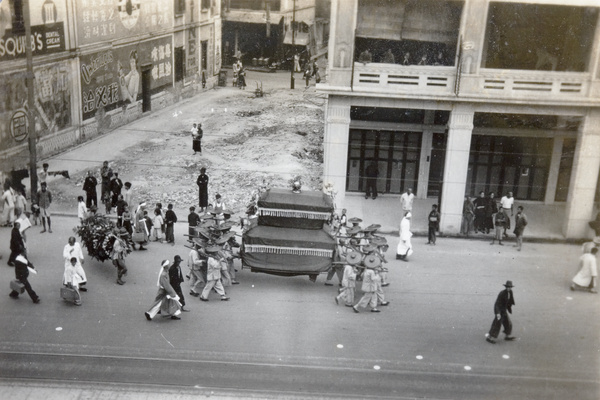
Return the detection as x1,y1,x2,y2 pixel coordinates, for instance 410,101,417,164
242,225,335,276
257,188,333,230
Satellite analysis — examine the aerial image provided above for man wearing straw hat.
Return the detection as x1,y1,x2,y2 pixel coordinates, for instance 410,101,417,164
199,246,230,302
486,280,517,344
335,251,361,307
353,254,382,313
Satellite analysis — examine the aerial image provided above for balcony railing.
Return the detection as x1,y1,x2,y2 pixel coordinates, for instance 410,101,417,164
353,63,457,96
350,63,595,103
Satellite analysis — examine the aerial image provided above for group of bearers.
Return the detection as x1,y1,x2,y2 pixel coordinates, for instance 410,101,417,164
329,215,391,313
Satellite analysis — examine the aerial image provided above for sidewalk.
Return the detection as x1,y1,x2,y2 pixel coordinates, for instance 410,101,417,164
343,193,583,242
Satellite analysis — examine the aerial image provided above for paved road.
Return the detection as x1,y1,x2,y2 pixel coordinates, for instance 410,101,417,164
0,216,598,398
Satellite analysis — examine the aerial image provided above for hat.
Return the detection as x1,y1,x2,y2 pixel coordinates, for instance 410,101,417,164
215,236,229,245
205,246,221,253
348,217,363,224
364,255,381,269
503,280,514,288
189,206,196,211
345,251,362,265
370,236,387,246
174,255,183,262
192,237,207,247
346,226,361,235
361,244,377,253
366,224,381,230
161,260,170,267
222,209,234,215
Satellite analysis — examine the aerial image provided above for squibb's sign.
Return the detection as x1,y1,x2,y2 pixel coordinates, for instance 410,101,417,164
0,23,65,60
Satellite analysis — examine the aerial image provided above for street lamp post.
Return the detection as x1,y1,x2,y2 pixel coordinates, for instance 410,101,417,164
290,0,295,89
23,0,38,198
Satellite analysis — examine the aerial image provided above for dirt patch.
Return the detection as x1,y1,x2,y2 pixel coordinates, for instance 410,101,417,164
50,87,326,217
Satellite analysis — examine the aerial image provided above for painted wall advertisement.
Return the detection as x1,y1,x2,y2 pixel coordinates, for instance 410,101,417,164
76,0,173,46
0,60,72,151
0,23,65,61
80,36,173,120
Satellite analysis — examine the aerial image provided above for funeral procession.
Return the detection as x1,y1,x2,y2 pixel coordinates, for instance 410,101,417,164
0,1,599,399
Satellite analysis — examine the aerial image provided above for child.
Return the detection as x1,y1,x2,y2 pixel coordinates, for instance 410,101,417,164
165,203,177,245
491,211,506,245
188,206,200,236
31,203,41,226
103,191,112,214
335,263,358,307
122,208,133,235
152,209,164,243
77,196,88,223
427,204,440,245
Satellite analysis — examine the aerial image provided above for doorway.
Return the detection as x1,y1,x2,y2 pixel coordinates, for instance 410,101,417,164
141,65,152,113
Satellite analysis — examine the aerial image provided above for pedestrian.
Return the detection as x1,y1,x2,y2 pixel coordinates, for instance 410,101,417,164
8,222,25,266
145,260,183,321
364,161,379,200
352,262,381,313
486,280,517,344
169,255,188,311
303,68,311,88
122,182,133,212
83,171,98,208
187,243,206,297
133,202,149,250
100,161,113,203
111,230,128,285
473,191,486,233
192,123,203,154
188,206,200,236
232,59,239,86
400,188,414,214
293,53,301,72
461,195,474,236
63,257,84,306
221,236,239,285
37,182,52,233
122,207,133,236
196,167,209,212
77,196,88,224
500,191,514,237
358,49,372,64
14,208,31,245
165,203,177,245
110,172,123,208
38,163,49,187
238,66,246,89
571,247,598,293
9,254,40,304
396,212,413,261
513,206,528,251
213,193,225,215
199,246,230,302
63,236,88,291
427,204,440,245
490,210,506,245
485,192,498,234
152,208,164,243
2,180,15,227
115,194,128,227
335,252,360,307
14,189,26,218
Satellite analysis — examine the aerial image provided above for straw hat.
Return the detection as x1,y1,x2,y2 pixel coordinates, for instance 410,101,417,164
364,255,381,269
345,251,362,265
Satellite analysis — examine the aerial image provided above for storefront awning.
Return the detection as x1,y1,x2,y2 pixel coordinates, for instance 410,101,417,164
284,31,309,46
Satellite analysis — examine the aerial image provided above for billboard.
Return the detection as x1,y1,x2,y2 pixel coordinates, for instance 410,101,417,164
80,36,173,120
0,60,72,151
76,0,173,46
0,23,65,61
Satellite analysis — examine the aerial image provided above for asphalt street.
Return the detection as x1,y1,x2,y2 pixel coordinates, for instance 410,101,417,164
0,216,598,399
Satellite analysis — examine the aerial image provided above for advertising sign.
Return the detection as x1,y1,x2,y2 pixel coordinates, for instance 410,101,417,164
76,0,173,46
0,23,65,61
80,36,173,120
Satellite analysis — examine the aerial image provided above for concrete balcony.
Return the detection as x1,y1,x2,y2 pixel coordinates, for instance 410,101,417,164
352,63,457,97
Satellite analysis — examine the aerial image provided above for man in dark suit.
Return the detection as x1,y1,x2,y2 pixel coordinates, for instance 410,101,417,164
83,171,98,208
9,254,40,303
486,280,517,343
8,222,25,266
169,255,188,312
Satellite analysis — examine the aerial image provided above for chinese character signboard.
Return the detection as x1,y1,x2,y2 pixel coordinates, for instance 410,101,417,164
76,0,173,45
80,36,173,120
0,23,66,61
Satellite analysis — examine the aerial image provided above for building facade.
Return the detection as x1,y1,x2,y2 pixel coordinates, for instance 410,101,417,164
0,0,221,179
319,0,600,239
221,0,324,68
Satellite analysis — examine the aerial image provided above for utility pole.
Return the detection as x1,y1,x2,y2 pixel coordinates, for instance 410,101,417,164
290,0,295,89
24,0,37,199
